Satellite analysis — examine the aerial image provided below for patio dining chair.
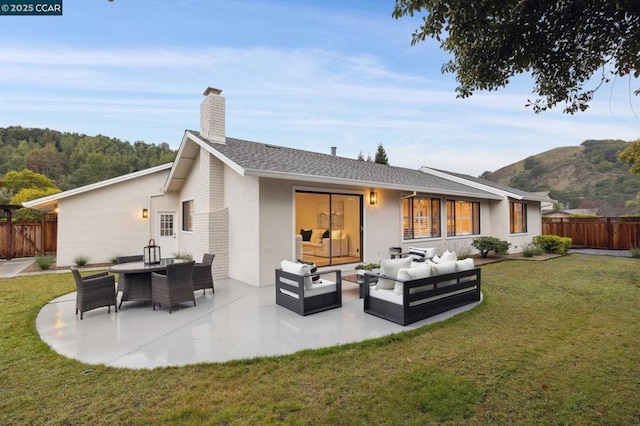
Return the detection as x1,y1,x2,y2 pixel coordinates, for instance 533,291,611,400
71,267,118,320
192,253,215,294
151,260,196,314
115,254,144,294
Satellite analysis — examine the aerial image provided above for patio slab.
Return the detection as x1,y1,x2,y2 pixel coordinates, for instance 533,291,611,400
36,278,482,369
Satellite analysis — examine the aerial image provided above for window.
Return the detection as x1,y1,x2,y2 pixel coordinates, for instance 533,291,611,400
510,201,528,234
182,200,194,232
447,200,480,236
403,197,441,239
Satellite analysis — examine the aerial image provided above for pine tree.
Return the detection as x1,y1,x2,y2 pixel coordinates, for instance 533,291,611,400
374,143,388,165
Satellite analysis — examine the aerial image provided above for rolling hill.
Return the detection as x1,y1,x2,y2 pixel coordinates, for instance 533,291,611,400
483,139,640,216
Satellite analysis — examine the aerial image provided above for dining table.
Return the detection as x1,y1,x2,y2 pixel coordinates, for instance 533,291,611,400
109,258,185,308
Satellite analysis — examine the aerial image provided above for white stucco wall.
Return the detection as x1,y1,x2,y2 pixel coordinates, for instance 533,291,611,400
56,170,169,266
226,167,260,285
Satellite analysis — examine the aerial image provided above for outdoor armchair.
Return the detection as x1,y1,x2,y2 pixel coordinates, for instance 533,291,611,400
151,261,196,314
71,267,118,320
192,253,215,294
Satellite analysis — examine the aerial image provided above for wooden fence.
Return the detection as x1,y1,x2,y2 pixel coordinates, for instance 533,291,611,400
0,214,57,259
542,217,640,250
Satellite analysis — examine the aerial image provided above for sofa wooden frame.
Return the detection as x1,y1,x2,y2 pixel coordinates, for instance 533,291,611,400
275,268,342,316
363,268,481,326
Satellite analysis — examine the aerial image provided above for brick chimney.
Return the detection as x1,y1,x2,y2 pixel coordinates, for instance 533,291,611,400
200,87,225,144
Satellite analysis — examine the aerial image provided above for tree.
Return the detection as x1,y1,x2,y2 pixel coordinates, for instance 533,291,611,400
357,150,365,161
374,143,389,165
2,169,57,194
392,0,640,113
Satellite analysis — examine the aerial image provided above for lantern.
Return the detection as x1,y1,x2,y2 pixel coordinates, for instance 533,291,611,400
144,239,161,265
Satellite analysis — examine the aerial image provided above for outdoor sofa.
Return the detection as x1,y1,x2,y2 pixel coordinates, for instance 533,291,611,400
363,255,481,325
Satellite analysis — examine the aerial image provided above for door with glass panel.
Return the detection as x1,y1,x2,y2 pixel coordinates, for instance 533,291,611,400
156,212,177,258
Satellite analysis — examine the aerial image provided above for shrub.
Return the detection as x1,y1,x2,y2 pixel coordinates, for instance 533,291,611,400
630,246,640,259
172,252,193,261
471,236,510,258
355,263,380,270
521,242,544,258
35,255,55,270
437,241,473,260
108,254,121,264
73,255,90,266
532,235,572,255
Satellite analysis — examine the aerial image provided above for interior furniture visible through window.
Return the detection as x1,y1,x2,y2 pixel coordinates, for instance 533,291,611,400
510,201,528,234
182,199,193,232
295,191,362,267
446,200,480,236
403,196,441,240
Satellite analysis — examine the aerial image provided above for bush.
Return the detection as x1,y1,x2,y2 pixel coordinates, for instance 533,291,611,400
35,255,55,270
172,252,193,261
532,235,572,255
630,246,640,259
73,255,90,266
355,263,380,270
521,242,544,258
471,236,511,258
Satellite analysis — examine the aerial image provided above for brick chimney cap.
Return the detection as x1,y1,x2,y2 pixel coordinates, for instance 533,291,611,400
203,87,223,96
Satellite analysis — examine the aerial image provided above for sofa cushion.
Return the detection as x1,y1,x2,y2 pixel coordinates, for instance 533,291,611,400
376,257,412,290
395,263,432,295
311,229,326,244
300,229,312,242
281,259,313,290
331,229,342,239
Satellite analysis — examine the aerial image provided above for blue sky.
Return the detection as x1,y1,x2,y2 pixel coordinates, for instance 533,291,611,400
1,0,639,176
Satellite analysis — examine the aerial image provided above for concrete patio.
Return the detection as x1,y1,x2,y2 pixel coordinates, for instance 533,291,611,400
35,276,482,369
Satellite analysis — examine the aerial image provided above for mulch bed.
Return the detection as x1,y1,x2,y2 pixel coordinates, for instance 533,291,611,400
472,253,563,266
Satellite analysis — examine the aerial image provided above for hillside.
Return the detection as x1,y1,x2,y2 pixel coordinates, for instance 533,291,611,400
0,126,177,192
484,139,640,216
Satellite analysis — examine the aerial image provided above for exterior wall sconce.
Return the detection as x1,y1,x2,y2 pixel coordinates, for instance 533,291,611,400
142,208,149,219
369,191,378,205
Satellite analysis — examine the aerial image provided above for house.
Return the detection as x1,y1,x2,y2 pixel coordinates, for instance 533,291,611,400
24,87,551,287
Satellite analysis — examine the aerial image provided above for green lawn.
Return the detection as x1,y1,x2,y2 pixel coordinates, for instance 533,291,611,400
1,255,639,424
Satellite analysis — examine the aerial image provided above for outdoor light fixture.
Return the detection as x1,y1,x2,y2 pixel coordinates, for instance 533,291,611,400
369,191,378,205
142,208,149,219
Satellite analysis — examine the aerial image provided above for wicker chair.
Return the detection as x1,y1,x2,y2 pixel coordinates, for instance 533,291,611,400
115,255,148,308
71,268,117,320
192,253,215,294
151,261,196,314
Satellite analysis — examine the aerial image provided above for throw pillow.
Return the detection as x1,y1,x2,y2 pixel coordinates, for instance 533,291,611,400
431,254,441,264
311,229,326,244
455,258,475,272
440,250,457,263
300,229,312,242
375,257,412,290
408,246,427,262
297,259,320,282
322,229,330,239
281,260,313,290
432,260,456,278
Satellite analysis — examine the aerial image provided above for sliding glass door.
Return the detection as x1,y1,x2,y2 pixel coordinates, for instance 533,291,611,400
295,191,362,267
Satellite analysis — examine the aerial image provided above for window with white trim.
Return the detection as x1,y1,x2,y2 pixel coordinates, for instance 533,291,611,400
510,201,527,234
446,200,480,236
403,197,441,239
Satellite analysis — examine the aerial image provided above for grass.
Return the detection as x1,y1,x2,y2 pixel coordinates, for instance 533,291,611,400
1,255,639,424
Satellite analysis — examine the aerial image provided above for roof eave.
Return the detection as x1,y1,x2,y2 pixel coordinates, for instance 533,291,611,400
244,169,503,200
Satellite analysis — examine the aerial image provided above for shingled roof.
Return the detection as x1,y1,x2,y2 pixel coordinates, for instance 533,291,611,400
179,131,503,200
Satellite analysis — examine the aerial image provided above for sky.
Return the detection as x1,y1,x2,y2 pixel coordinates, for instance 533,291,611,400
1,0,639,177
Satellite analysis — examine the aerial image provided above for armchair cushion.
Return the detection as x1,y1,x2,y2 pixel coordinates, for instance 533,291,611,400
300,229,312,241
